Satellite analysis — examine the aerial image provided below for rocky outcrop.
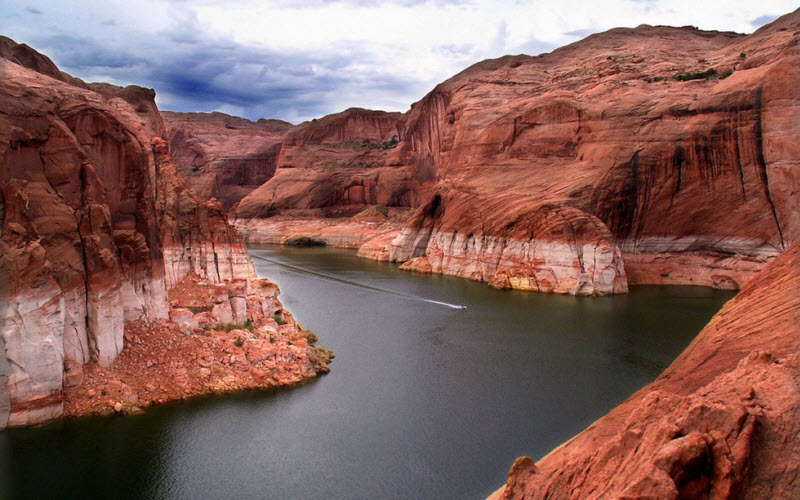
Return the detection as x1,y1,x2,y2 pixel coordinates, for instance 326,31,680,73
64,275,332,418
389,194,628,294
0,35,85,87
0,38,326,429
491,240,800,499
235,10,800,295
163,112,292,209
234,108,426,220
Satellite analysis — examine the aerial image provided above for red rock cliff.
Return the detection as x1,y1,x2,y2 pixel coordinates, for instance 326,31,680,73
163,112,292,210
492,240,800,498
234,108,426,219
235,10,800,296
0,38,321,429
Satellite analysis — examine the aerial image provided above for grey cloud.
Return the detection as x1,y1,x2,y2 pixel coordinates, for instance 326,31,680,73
40,34,147,69
23,6,43,14
751,14,778,27
433,43,476,58
24,17,424,122
564,28,598,38
509,37,556,56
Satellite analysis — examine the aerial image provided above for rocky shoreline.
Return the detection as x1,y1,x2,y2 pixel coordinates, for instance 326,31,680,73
62,272,331,419
64,317,332,419
234,215,771,295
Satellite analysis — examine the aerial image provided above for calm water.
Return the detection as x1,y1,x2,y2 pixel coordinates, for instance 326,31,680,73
1,246,734,499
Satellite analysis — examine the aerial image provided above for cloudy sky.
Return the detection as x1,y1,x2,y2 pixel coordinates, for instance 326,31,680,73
1,1,796,123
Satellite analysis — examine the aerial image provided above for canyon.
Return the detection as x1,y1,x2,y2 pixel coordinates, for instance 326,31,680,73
0,36,330,430
1,7,799,499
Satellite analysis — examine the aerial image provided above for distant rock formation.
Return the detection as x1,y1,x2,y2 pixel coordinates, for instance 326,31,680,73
163,111,292,209
491,240,800,498
234,107,424,219
234,10,800,296
0,38,329,430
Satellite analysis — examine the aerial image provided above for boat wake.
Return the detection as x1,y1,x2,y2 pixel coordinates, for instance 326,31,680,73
251,254,467,310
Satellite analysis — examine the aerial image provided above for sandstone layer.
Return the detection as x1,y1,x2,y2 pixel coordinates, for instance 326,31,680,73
0,38,328,430
491,240,800,499
235,11,800,295
163,111,292,209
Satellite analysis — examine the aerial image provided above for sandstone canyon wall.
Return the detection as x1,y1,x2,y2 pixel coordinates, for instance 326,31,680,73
0,38,327,430
234,11,800,295
491,239,800,499
163,111,292,209
235,107,423,219
232,107,426,254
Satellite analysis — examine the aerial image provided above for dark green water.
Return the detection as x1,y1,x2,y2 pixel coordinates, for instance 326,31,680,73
1,246,734,499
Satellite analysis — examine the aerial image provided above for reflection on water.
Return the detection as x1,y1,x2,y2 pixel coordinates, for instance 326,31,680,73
1,246,734,499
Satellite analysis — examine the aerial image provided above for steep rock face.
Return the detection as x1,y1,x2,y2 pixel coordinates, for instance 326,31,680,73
390,12,799,294
390,193,628,294
235,108,425,219
0,55,170,427
236,11,799,295
492,240,800,498
0,39,315,429
163,112,291,209
152,136,258,288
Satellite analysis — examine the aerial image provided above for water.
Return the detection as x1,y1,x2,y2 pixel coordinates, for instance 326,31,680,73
0,246,734,499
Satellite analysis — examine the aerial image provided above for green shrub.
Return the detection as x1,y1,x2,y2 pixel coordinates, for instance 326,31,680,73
273,313,287,325
674,68,718,81
215,321,255,333
359,135,399,150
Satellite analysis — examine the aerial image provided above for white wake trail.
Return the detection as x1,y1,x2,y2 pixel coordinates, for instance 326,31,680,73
251,253,468,310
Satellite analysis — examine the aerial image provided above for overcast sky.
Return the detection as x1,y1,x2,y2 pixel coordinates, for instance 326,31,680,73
1,1,796,123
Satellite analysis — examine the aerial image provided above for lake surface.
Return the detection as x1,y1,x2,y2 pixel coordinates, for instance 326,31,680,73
1,246,734,499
